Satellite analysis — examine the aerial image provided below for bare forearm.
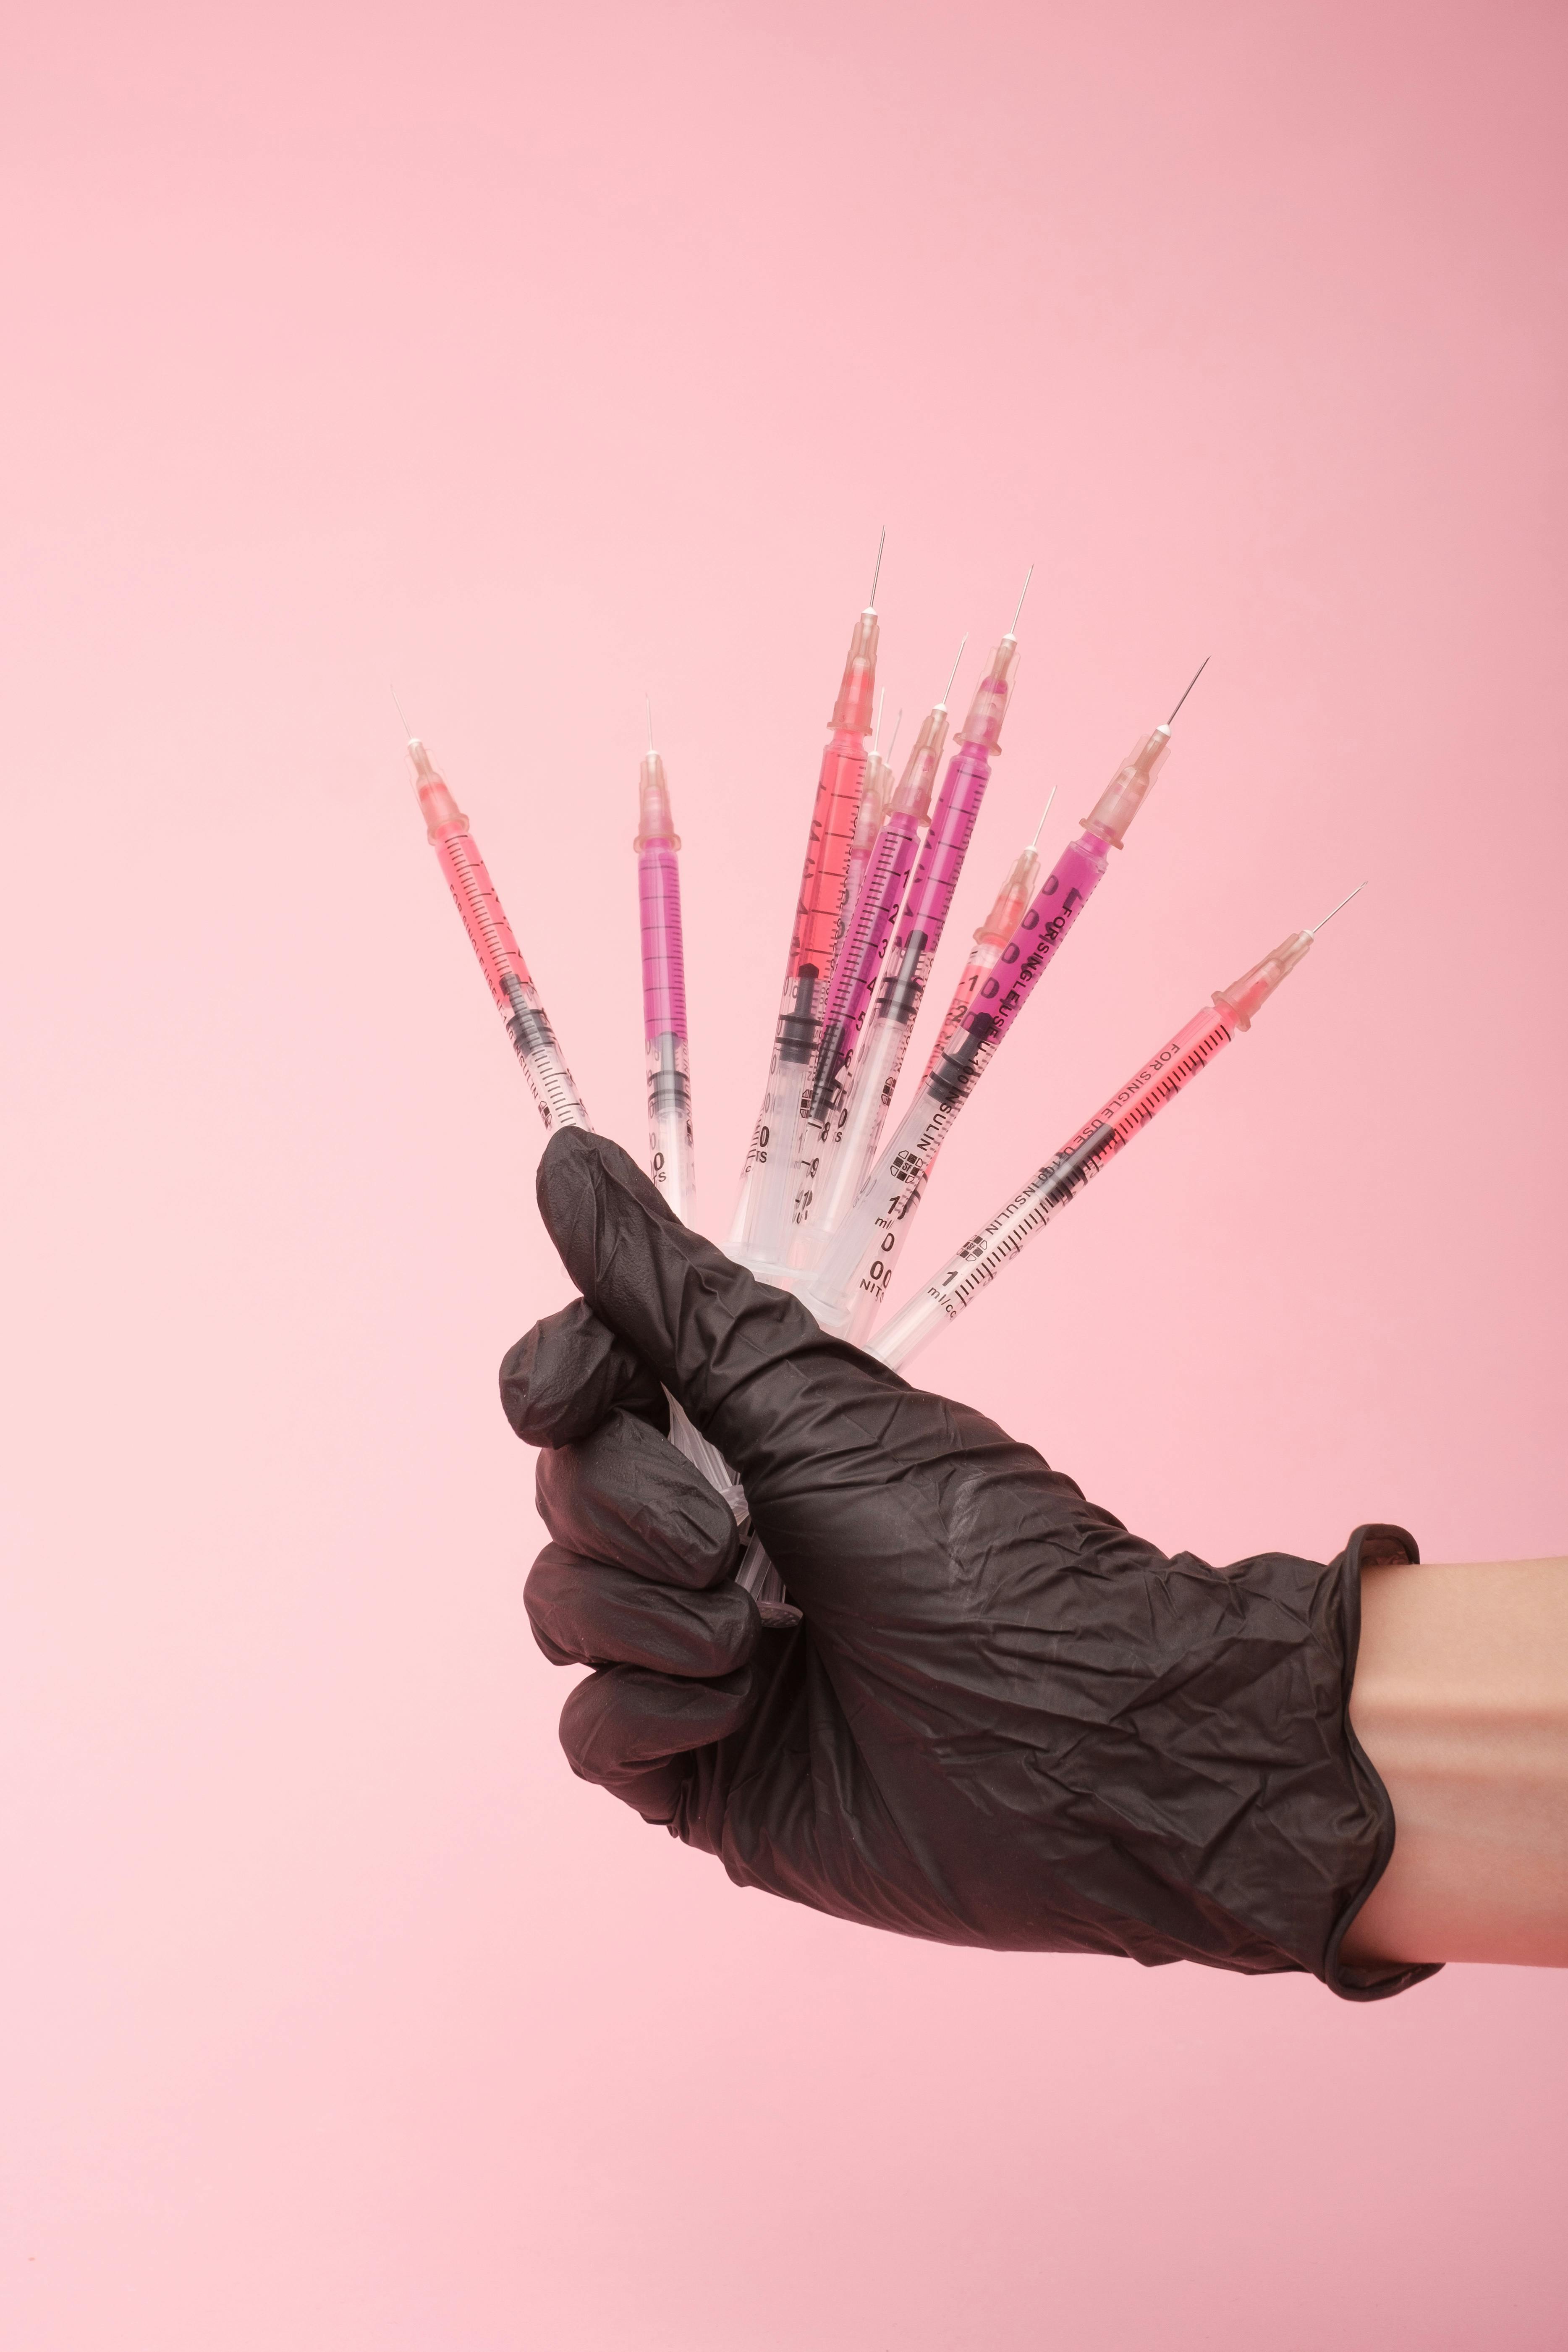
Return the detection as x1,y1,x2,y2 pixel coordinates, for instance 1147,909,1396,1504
1344,1556,1568,1968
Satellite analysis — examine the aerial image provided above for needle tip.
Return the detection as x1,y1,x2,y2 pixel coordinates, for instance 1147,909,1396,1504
390,686,415,744
1167,656,1211,726
868,526,886,610
1031,787,1057,846
1309,880,1369,936
1009,564,1035,636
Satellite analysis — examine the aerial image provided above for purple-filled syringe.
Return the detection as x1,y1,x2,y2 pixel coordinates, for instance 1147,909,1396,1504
636,709,696,1223
795,595,1030,1263
801,666,1207,1338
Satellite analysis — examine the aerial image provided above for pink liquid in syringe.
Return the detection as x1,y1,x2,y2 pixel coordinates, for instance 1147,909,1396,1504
639,843,688,1045
410,735,589,1132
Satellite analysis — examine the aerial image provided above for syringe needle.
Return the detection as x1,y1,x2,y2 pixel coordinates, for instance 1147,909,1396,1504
1167,657,1211,726
391,686,415,742
885,708,903,766
646,694,654,753
868,526,887,611
1010,565,1035,636
1031,787,1057,847
941,636,968,707
1309,880,1368,936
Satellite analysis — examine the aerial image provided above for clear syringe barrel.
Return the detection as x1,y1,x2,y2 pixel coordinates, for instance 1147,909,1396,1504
871,926,1317,1368
803,977,920,1248
411,739,590,1134
807,720,1176,1331
797,642,1020,1255
730,607,879,1274
636,750,695,1224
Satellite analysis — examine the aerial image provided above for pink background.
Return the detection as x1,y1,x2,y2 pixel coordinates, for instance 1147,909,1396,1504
3,2,1565,2345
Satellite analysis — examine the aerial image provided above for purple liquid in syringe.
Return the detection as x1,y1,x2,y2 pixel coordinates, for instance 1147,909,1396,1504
635,747,696,1221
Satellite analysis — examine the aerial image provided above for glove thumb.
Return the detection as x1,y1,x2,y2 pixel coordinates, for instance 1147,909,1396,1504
535,1129,908,1482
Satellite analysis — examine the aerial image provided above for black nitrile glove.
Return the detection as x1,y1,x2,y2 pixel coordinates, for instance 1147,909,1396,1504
501,1128,1438,2001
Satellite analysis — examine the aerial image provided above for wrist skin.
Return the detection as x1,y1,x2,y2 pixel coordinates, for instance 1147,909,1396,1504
1344,1555,1568,1969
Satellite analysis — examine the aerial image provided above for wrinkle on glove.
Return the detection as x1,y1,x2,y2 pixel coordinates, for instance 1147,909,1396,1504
507,1129,1440,2003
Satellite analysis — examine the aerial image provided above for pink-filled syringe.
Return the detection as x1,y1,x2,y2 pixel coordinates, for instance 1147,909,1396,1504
636,707,696,1223
729,539,884,1281
408,729,590,1134
795,593,1031,1264
802,664,1208,1338
870,890,1366,1368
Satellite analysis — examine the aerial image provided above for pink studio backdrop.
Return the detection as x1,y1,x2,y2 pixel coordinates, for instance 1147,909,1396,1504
3,3,1565,2346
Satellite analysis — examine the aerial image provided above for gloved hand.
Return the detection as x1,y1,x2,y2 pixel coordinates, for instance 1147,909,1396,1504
501,1127,1434,1998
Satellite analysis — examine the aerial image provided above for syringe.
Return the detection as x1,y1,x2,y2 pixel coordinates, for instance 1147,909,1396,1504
406,718,747,1522
803,663,1208,1338
790,653,969,1241
636,705,696,1224
407,726,590,1134
870,889,1366,1369
796,593,1030,1264
728,537,884,1281
915,794,1054,1087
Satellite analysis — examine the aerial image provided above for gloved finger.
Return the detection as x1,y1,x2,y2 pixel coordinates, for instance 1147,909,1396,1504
559,1659,758,1822
535,1127,912,1479
500,1297,667,1446
535,1407,741,1589
525,1544,759,1675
